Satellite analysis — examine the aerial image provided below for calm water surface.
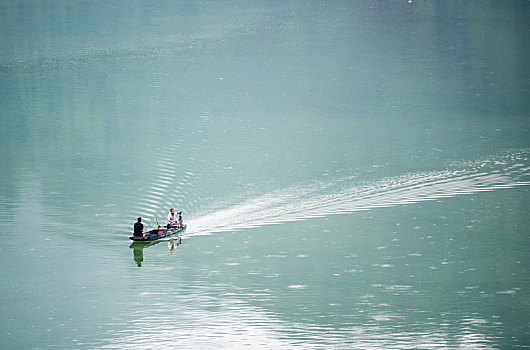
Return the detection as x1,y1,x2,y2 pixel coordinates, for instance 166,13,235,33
1,1,529,348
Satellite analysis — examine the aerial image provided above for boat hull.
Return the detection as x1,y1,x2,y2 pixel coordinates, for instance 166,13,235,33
129,224,186,242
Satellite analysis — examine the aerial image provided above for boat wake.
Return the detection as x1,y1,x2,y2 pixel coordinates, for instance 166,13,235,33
186,150,530,237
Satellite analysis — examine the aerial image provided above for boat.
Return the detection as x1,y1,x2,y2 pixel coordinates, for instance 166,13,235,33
129,224,186,242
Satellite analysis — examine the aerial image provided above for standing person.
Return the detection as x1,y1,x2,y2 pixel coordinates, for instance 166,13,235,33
167,208,178,227
177,211,183,228
133,217,144,237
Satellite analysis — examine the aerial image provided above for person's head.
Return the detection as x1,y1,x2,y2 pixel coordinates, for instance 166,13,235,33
170,208,175,214
137,217,142,222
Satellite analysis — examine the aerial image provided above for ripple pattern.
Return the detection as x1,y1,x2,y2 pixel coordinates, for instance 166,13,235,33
187,151,530,237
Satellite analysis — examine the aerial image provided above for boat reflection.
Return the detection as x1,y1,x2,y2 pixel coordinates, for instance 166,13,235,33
129,237,182,267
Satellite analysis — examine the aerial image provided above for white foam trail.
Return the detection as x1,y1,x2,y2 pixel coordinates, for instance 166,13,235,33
186,153,530,237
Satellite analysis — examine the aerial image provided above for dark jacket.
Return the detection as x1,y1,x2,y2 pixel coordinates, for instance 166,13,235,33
133,222,143,236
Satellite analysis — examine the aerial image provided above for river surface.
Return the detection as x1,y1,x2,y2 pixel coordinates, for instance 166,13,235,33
1,1,529,349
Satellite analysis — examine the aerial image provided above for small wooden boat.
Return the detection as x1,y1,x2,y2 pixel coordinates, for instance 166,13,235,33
129,224,186,242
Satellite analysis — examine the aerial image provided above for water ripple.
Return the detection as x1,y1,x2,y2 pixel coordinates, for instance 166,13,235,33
186,150,529,237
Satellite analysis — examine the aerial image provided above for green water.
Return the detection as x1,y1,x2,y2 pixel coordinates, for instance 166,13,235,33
1,1,529,348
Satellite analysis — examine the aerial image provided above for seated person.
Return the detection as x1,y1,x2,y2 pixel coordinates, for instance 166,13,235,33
167,208,178,228
133,217,144,237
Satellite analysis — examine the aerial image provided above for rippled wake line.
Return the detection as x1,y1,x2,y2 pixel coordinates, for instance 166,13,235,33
187,160,530,237
129,144,185,226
